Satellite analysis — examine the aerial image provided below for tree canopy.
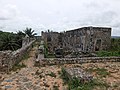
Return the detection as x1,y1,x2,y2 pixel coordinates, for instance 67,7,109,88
0,27,37,51
24,28,37,37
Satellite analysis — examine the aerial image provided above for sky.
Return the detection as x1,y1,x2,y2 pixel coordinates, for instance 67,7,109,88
0,0,120,36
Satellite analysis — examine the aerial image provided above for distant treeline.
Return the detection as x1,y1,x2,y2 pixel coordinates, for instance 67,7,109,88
0,31,25,51
0,28,37,51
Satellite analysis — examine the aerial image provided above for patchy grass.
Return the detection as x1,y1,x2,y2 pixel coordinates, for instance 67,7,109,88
86,67,110,78
60,68,69,85
68,78,109,90
10,49,30,72
60,67,110,90
11,63,26,71
96,51,120,57
96,68,110,77
22,52,30,60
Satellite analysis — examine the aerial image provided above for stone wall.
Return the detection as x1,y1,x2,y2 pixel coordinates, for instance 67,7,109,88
41,31,60,53
41,26,111,53
0,40,35,72
63,27,111,52
36,57,120,66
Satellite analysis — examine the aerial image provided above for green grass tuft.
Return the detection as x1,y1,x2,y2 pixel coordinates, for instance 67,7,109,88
11,63,26,71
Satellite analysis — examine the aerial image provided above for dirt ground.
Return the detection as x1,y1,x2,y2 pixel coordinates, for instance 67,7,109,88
63,62,120,90
0,45,119,90
0,46,65,90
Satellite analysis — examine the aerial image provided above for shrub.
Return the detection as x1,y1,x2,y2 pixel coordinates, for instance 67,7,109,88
96,51,120,57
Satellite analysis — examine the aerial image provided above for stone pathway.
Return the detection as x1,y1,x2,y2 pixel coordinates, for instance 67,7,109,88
0,46,64,90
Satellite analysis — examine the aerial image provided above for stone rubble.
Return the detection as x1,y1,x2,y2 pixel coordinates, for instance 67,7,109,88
65,67,93,83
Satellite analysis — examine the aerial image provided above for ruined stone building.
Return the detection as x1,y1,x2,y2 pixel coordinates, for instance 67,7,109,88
42,26,111,53
41,30,60,53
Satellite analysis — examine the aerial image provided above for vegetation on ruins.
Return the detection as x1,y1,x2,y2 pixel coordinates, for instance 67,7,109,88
44,43,55,58
43,38,120,58
111,38,120,51
11,63,26,71
96,51,120,57
22,51,30,60
44,43,48,58
10,50,30,71
60,68,109,90
96,38,120,57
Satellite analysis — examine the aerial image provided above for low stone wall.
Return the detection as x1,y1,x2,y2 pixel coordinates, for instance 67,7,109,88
36,56,120,66
0,40,35,72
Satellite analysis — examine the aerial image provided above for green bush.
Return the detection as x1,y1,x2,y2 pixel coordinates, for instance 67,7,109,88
96,51,120,57
60,68,70,84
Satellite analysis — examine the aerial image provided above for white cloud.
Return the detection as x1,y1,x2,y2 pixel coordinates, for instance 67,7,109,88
0,0,120,36
0,4,19,20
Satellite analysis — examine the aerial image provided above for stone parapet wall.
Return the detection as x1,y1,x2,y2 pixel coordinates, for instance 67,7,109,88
37,57,120,66
0,40,35,72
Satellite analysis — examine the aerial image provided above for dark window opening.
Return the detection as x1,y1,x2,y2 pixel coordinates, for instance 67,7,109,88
47,36,51,42
95,39,102,51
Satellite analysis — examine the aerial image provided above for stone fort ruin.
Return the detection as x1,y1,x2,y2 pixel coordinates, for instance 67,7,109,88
42,26,111,56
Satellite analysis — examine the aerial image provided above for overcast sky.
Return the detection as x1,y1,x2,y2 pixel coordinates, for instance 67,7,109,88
0,0,120,36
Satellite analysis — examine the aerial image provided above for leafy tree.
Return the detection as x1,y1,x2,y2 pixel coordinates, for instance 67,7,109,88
17,31,25,37
0,28,37,51
24,27,37,37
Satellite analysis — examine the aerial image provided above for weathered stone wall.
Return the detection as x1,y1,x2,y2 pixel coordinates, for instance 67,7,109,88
42,31,60,52
36,57,120,66
41,26,111,53
0,40,35,72
63,27,111,52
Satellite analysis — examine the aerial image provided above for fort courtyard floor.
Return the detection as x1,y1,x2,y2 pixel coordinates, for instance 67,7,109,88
0,46,120,90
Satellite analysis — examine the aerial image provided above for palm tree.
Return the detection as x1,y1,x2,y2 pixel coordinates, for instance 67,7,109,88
17,31,25,37
24,27,37,37
0,33,21,51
